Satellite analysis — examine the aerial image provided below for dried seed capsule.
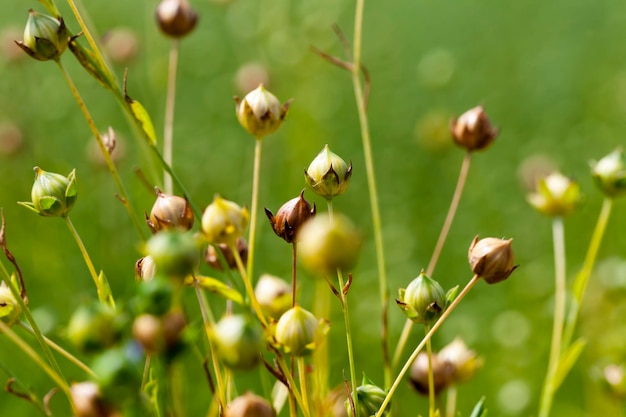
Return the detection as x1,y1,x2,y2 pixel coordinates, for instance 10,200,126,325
156,0,198,38
225,392,276,417
438,337,483,385
201,195,249,246
468,236,517,284
304,144,352,200
205,238,249,270
275,305,321,357
265,190,316,243
19,166,76,217
450,106,498,152
212,315,264,370
235,84,291,139
409,351,455,396
71,381,114,417
0,281,21,328
135,255,157,281
396,271,446,325
527,171,582,217
132,310,186,356
146,187,194,233
591,148,626,198
15,9,68,61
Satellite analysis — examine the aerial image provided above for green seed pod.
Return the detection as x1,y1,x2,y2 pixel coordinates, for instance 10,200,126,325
0,281,21,328
397,271,446,325
90,344,143,401
225,392,276,417
212,315,264,370
132,276,174,317
235,84,291,139
265,190,316,243
275,305,320,357
346,375,390,417
468,236,517,284
146,187,194,233
527,171,582,217
255,274,291,320
298,213,361,275
66,302,123,353
201,195,249,246
156,0,198,38
591,149,626,198
145,230,201,280
304,144,352,200
19,166,76,217
15,9,69,61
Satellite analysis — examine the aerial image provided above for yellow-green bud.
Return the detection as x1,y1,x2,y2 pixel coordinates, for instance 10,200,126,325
396,271,446,325
201,195,249,245
235,84,291,139
15,9,68,61
255,274,291,320
527,171,582,217
265,190,316,243
225,392,276,417
438,337,483,385
591,149,626,198
146,187,194,233
346,375,389,417
212,315,264,370
468,236,517,284
156,0,198,38
66,302,122,353
450,106,498,152
298,213,361,275
0,281,21,328
274,305,321,357
19,166,76,217
145,230,201,280
304,144,352,200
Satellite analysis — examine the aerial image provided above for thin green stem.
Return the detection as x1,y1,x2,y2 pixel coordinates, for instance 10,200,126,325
425,325,435,417
0,321,75,412
230,241,267,327
337,268,359,417
312,278,330,408
66,0,105,69
276,355,311,417
538,216,566,417
445,386,457,417
375,275,480,417
292,242,297,307
351,0,390,387
163,39,180,194
393,152,472,372
56,60,145,240
297,357,311,417
247,138,263,284
563,197,613,349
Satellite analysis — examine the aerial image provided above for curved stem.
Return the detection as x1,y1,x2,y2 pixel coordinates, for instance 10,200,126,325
276,355,311,417
425,325,435,417
230,241,267,327
56,60,145,240
393,153,472,371
246,139,263,284
163,39,180,194
375,275,480,417
538,216,566,417
563,197,613,348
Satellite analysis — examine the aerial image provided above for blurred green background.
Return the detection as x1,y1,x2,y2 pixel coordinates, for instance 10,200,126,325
2,0,626,416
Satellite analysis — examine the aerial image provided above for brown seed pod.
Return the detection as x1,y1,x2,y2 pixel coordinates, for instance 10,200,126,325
265,190,316,243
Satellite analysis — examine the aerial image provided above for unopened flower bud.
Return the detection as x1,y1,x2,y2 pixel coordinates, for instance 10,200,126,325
19,166,76,217
235,84,291,139
212,315,264,370
135,255,157,281
527,171,582,217
255,274,291,320
346,375,389,417
71,382,114,417
206,238,249,270
0,281,21,328
66,302,122,353
201,195,249,246
265,190,316,243
133,276,174,316
438,338,483,384
225,392,276,417
275,305,322,357
305,145,352,200
156,0,198,38
145,230,201,280
91,344,143,400
409,351,454,396
146,187,194,233
396,271,446,325
15,9,68,61
450,106,498,152
468,236,517,284
591,149,626,198
298,213,361,274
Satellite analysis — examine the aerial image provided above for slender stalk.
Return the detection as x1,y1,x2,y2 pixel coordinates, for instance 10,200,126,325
538,216,567,417
297,357,311,417
247,138,263,284
292,243,297,307
0,321,75,412
375,275,480,417
276,355,312,417
393,152,472,371
312,278,330,409
163,39,180,194
230,241,267,327
351,0,390,387
56,60,145,240
563,197,613,349
425,325,435,417
337,268,359,417
19,322,96,378
445,386,457,417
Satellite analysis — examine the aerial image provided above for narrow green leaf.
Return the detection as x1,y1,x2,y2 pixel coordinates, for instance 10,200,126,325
554,338,587,390
68,37,117,92
127,97,158,145
195,276,244,305
469,396,487,417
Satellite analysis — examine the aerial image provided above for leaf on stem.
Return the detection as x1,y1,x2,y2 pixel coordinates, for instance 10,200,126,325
469,396,487,417
192,276,244,305
123,70,157,145
554,338,587,390
68,35,117,91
